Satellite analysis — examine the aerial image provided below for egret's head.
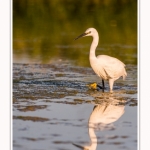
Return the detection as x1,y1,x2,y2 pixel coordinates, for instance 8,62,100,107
74,28,97,40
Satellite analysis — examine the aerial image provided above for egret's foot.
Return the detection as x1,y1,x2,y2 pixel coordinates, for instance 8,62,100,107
97,84,105,89
97,84,105,93
87,82,97,90
97,84,103,89
87,83,105,92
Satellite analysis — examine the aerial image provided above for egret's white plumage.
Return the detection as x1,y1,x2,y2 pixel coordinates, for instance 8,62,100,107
75,28,127,93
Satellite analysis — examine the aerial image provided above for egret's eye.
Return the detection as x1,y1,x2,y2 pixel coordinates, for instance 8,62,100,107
85,31,91,35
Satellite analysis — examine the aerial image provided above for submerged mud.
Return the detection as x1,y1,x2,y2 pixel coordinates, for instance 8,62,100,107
13,62,137,103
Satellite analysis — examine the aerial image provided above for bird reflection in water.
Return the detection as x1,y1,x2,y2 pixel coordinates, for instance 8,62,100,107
73,97,125,150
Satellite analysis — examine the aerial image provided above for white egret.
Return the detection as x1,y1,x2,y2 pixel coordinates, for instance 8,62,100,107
75,28,127,93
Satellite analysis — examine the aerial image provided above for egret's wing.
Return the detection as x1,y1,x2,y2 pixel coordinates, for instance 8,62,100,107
97,55,126,79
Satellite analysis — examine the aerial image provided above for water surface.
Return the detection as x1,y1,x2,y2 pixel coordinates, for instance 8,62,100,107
13,63,137,150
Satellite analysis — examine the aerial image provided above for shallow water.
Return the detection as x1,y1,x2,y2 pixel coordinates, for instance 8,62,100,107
13,62,137,150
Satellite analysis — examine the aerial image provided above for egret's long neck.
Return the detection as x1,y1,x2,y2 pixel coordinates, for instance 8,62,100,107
89,32,99,60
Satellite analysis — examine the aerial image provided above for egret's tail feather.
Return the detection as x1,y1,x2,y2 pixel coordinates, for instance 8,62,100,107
123,70,127,80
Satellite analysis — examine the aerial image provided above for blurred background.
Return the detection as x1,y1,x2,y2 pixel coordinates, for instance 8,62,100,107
13,0,137,66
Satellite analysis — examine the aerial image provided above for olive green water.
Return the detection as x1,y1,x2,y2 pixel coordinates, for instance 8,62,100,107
13,0,137,66
13,1,137,150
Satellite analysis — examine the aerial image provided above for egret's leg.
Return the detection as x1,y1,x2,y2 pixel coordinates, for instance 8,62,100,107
102,79,105,89
102,79,105,92
109,79,114,93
